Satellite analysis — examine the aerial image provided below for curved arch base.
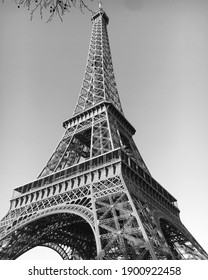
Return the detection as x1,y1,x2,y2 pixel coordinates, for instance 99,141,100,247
41,243,82,260
0,213,96,260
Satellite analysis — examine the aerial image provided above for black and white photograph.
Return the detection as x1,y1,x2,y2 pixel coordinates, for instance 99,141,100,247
0,0,207,268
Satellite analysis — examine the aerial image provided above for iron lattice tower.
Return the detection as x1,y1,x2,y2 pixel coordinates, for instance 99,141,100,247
0,5,207,260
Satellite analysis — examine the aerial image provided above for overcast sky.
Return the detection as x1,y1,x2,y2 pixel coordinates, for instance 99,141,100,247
0,0,208,259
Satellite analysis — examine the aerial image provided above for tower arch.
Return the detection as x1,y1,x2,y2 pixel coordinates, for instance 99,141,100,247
0,210,97,260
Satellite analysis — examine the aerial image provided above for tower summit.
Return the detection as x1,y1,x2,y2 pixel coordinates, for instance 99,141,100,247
0,5,207,260
92,1,109,24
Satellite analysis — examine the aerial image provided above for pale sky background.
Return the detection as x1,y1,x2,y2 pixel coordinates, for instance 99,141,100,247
0,0,208,260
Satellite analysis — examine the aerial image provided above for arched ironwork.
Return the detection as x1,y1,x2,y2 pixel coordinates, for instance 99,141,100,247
0,212,97,260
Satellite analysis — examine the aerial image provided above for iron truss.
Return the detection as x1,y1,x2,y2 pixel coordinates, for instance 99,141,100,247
0,5,208,260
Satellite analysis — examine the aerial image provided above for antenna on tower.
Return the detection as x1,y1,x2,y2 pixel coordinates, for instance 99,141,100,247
98,1,102,9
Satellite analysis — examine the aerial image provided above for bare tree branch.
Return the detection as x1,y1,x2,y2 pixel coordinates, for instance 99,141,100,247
3,0,94,21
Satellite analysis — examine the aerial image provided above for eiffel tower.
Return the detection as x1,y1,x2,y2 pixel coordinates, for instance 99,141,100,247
0,4,207,260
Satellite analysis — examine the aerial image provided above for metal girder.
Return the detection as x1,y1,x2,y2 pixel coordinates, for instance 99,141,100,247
160,219,208,260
